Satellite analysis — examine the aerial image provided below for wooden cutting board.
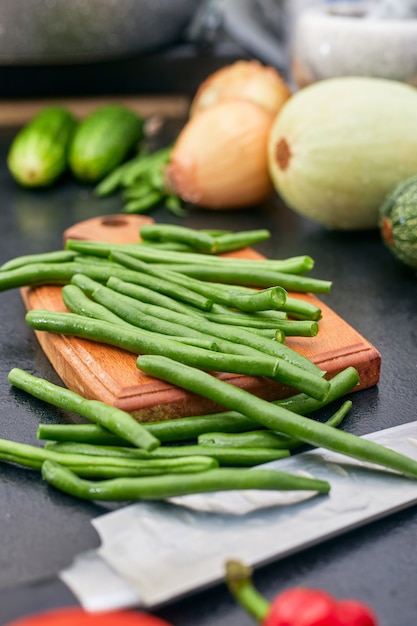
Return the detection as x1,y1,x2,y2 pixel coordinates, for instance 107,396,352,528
21,215,381,421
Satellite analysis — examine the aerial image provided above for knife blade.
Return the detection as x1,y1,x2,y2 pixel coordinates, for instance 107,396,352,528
60,420,417,610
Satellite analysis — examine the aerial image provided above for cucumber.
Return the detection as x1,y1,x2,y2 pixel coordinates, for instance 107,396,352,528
68,104,144,183
379,174,417,269
7,106,76,188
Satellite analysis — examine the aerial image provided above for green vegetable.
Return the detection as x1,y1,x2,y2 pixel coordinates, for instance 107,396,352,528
41,461,331,501
379,173,417,269
137,354,417,480
268,76,417,230
25,309,330,400
36,366,361,445
8,368,159,452
45,441,291,467
198,400,352,449
68,104,144,183
0,436,216,478
24,310,290,384
7,106,76,188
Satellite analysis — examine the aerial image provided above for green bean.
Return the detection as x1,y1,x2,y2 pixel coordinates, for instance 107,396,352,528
121,147,171,187
105,254,322,376
149,263,331,293
41,460,331,501
0,250,77,272
202,313,319,337
106,276,210,318
0,262,78,292
165,195,187,217
202,312,287,328
110,251,288,313
272,320,319,337
37,367,360,446
45,441,290,467
140,240,193,252
210,230,271,254
65,239,314,275
81,282,329,399
279,296,323,321
91,281,280,359
124,191,164,214
132,246,314,274
86,255,214,312
139,224,218,254
122,182,155,201
199,430,293,450
25,311,283,381
0,437,217,478
0,259,155,294
198,400,352,450
62,284,133,327
94,152,149,197
137,355,417,480
8,368,159,452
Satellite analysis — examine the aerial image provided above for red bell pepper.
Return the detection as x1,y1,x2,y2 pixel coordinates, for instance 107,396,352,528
225,560,378,626
4,607,174,626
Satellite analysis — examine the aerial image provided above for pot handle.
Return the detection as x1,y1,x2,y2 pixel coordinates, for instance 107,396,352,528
221,0,289,72
187,0,289,75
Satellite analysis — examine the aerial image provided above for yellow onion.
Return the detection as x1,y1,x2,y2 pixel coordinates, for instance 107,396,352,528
189,60,292,117
165,100,274,210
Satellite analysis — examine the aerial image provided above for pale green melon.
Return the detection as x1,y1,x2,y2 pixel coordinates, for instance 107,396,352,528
268,76,417,230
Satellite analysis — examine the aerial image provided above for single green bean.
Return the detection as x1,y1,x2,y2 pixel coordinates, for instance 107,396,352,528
202,313,319,337
62,284,133,327
140,240,193,252
45,441,290,467
165,195,187,217
37,367,360,446
124,191,164,214
279,296,323,321
202,312,287,328
25,311,283,381
0,250,77,272
137,355,417,480
198,400,352,450
8,368,159,452
65,239,314,275
0,437,217,478
41,460,331,501
210,230,271,254
106,276,210,317
149,263,332,293
139,224,218,254
122,183,156,201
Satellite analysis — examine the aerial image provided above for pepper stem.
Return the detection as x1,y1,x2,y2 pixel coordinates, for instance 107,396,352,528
225,560,270,623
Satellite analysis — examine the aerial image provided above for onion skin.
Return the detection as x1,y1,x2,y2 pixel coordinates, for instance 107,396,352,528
165,100,274,210
190,60,292,118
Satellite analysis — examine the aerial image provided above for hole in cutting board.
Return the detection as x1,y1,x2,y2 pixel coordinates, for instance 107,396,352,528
100,216,130,228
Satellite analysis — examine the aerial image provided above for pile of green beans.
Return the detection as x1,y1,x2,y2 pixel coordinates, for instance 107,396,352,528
0,224,335,404
4,223,397,503
5,367,348,498
94,146,187,216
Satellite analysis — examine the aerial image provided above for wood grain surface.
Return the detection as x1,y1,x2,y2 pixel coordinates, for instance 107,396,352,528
22,215,381,421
